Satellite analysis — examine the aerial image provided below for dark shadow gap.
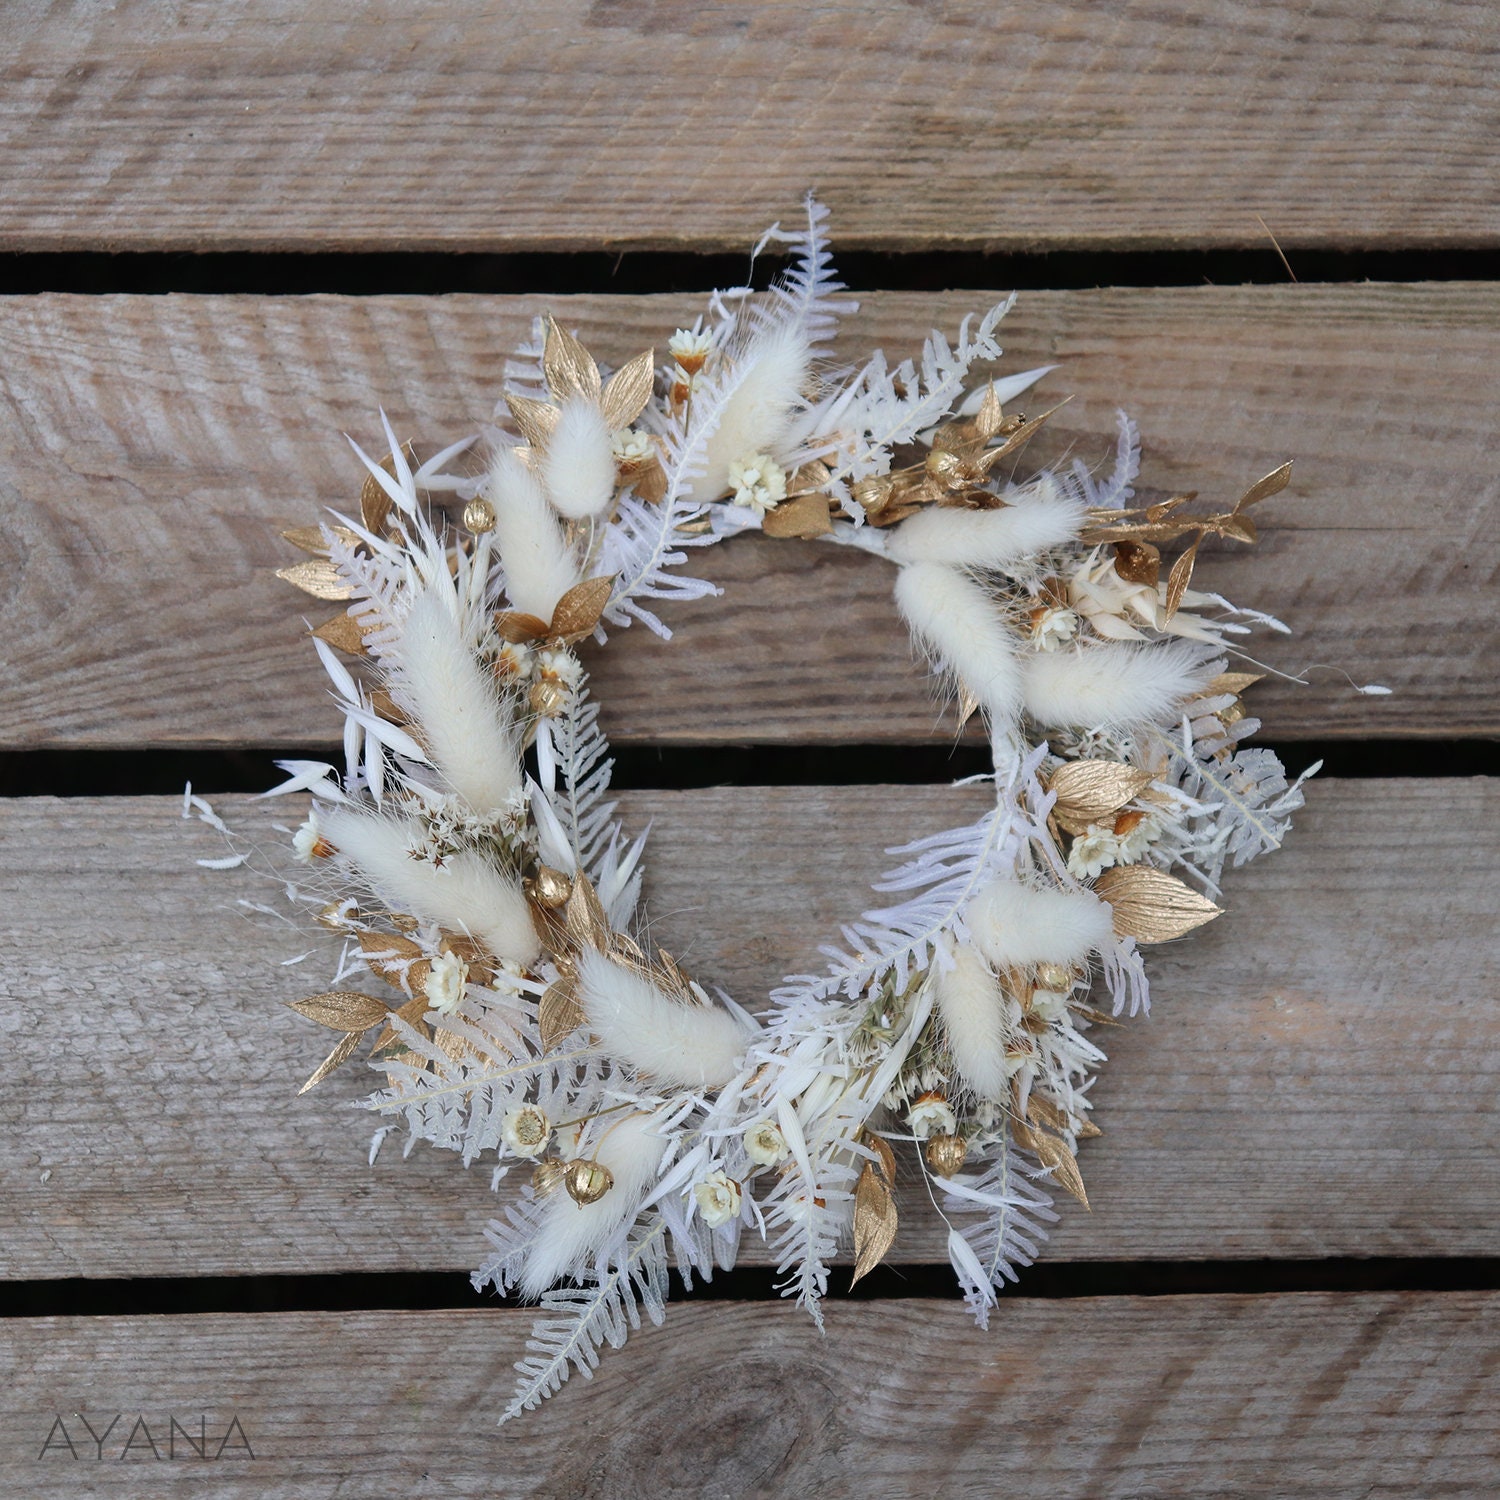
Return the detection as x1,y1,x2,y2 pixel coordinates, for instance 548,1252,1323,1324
3,1258,1497,1319
1,740,1493,799
0,247,1496,298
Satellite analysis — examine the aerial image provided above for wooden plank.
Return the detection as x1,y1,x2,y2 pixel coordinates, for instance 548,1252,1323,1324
2,284,1494,749
3,2,1497,253
1,780,1494,1280
2,1295,1496,1495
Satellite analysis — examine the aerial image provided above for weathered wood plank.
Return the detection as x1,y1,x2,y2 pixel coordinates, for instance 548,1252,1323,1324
3,2,1497,253
1,781,1494,1280
2,1296,1496,1497
2,284,1494,748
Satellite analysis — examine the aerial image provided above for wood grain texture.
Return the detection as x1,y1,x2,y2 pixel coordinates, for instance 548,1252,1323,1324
2,284,1495,749
3,1296,1497,1497
1,780,1494,1280
3,1,1497,253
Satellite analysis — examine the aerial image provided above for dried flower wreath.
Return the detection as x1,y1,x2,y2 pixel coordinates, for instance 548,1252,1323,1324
253,200,1319,1421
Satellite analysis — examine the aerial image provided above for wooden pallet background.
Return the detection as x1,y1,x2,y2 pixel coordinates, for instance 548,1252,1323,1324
2,3,1497,1495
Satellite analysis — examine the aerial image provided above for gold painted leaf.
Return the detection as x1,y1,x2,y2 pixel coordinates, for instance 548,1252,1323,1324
1163,537,1200,621
538,975,585,1051
564,871,610,950
974,397,1072,471
974,383,1005,441
600,348,655,431
298,1027,366,1094
432,1026,476,1066
867,1133,897,1187
1026,1094,1073,1134
360,444,415,536
1216,514,1258,544
311,612,373,656
1029,1129,1090,1208
550,574,616,642
493,609,552,644
275,560,352,601
505,393,560,450
286,990,390,1032
542,317,602,403
1235,460,1293,511
281,523,362,557
1093,866,1223,942
371,994,432,1055
851,1158,898,1287
1204,671,1264,697
1047,761,1154,834
761,492,833,539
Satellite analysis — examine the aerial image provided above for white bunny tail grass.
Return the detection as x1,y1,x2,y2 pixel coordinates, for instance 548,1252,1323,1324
574,946,751,1090
320,807,541,964
395,585,522,815
894,561,1022,724
682,321,811,504
934,940,1013,1102
518,1111,669,1299
487,447,581,621
540,396,617,520
886,476,1088,570
965,877,1113,971
1022,640,1219,730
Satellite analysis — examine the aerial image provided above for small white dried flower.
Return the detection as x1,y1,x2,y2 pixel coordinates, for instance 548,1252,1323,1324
906,1092,957,1140
1067,823,1121,880
1115,811,1159,862
292,812,332,863
494,640,534,680
501,1104,551,1158
668,327,714,373
692,1170,742,1227
423,950,469,1015
743,1120,789,1167
536,648,583,688
1030,605,1079,650
726,452,787,515
1029,988,1072,1022
611,428,654,463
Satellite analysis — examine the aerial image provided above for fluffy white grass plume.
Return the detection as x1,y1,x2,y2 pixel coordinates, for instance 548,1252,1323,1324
934,940,1013,1102
487,447,580,621
886,477,1087,569
894,561,1021,724
519,1111,668,1298
394,586,522,815
681,322,810,504
540,397,616,520
574,946,751,1089
965,877,1112,971
320,807,540,963
1022,641,1217,730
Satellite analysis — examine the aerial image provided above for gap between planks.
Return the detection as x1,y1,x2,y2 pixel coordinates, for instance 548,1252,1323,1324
1,1296,1496,1498
1,284,1495,749
2,0,1498,252
0,780,1494,1281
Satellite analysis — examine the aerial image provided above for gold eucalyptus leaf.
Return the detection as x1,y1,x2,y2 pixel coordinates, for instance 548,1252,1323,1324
761,491,833,539
850,1158,899,1287
1029,1129,1090,1208
549,574,616,642
1047,761,1154,834
1093,866,1223,942
311,612,373,656
371,994,432,1055
1204,670,1265,697
298,1027,366,1094
359,444,415,537
538,975,585,1051
1235,460,1293,511
493,609,552,644
1163,537,1201,621
275,560,353,601
286,990,390,1032
599,348,655,431
542,317,602,404
281,524,362,557
505,393,561,450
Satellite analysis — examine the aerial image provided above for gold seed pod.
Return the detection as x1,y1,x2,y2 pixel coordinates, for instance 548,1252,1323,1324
563,1158,614,1206
1218,696,1247,727
529,865,574,909
530,679,567,718
531,1159,566,1196
1034,962,1074,993
463,497,497,534
924,1133,968,1178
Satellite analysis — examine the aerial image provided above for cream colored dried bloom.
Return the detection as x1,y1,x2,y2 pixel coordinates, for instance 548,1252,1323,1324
423,950,469,1015
668,327,714,373
743,1120,789,1167
292,813,329,863
1067,551,1224,644
1067,823,1121,880
726,453,787,515
693,1170,742,1227
611,428,653,463
1031,605,1079,650
501,1104,551,1158
494,640,534,680
536,648,583,688
906,1093,957,1140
